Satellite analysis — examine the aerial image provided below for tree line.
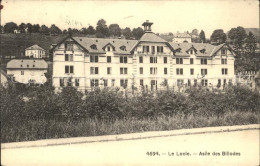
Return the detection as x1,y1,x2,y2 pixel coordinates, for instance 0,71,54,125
0,19,145,40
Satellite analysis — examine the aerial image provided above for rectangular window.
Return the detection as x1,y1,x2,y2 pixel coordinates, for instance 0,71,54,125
90,55,99,63
176,58,183,64
177,79,184,86
194,79,197,86
107,56,111,63
67,78,72,87
190,50,193,54
190,68,194,75
120,56,128,63
103,79,108,87
190,58,194,64
65,54,73,61
164,68,167,75
107,67,112,75
120,79,128,87
90,79,99,87
107,47,111,51
164,57,167,64
201,69,207,75
221,49,227,55
60,78,64,87
150,57,157,63
21,71,24,75
218,79,221,86
90,67,98,74
152,46,155,54
201,79,208,86
157,46,163,53
120,67,128,74
176,68,183,75
65,65,74,74
139,56,143,63
222,68,228,75
201,58,207,64
221,58,227,64
150,67,157,75
140,79,144,86
75,78,79,87
140,67,143,74
188,79,191,86
65,43,73,51
111,79,115,86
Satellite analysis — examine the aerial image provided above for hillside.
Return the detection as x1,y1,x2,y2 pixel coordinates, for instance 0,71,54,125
0,33,66,60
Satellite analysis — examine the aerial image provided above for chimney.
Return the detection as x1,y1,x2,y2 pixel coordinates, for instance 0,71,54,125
142,20,153,33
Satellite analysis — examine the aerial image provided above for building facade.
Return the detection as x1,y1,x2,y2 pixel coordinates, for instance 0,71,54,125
52,21,236,91
172,32,192,43
7,59,48,84
25,45,46,59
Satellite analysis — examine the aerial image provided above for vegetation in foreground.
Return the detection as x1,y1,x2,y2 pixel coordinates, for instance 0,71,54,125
1,85,259,143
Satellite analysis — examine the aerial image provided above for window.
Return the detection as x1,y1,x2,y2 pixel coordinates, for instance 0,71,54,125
60,78,64,87
143,46,149,53
107,56,111,63
150,57,157,63
67,78,72,87
107,67,112,75
176,58,183,64
222,68,228,75
107,46,111,51
65,43,73,51
75,78,79,87
201,79,208,86
190,68,194,75
21,71,24,75
120,46,126,51
221,49,227,55
140,79,144,86
188,79,191,86
140,67,143,74
221,58,227,64
201,69,207,75
218,79,221,87
120,67,128,74
201,58,207,64
164,68,167,75
164,57,167,64
111,79,115,86
194,79,197,86
177,79,184,86
176,68,183,75
65,65,74,74
190,50,194,54
224,79,227,86
90,79,99,87
120,79,128,87
103,79,108,87
150,67,157,75
152,46,155,54
90,55,99,63
120,56,128,63
65,54,73,61
90,67,99,74
139,56,143,63
157,46,163,53
190,58,194,64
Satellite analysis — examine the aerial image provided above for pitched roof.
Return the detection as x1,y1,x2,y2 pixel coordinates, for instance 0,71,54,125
73,37,138,54
139,32,167,43
6,59,48,69
26,44,45,51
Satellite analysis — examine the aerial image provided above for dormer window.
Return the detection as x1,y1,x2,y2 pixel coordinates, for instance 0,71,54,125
190,50,194,54
176,48,181,53
90,44,97,50
200,49,206,54
107,46,111,51
120,46,126,51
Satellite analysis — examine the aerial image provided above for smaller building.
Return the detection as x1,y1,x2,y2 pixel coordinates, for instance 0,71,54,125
172,32,192,43
25,45,46,59
6,59,48,85
0,69,9,87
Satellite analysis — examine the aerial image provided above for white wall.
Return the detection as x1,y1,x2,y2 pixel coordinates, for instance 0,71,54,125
7,69,47,84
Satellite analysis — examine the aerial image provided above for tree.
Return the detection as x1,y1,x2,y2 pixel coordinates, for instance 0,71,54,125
96,19,109,38
108,24,121,37
18,23,26,33
3,22,18,33
132,27,144,40
0,25,3,33
210,29,226,44
86,26,95,35
191,29,199,36
245,32,257,54
26,23,33,33
122,27,133,39
62,29,68,34
228,26,247,51
32,24,40,33
49,24,62,35
199,30,206,43
39,25,49,34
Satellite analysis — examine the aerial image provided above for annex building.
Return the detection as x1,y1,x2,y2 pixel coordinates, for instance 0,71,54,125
51,21,236,91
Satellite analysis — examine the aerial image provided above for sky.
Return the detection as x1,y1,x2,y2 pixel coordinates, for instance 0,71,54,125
1,0,259,38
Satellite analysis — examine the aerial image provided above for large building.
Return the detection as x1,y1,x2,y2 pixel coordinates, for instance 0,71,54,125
7,59,48,84
51,21,236,91
25,44,46,59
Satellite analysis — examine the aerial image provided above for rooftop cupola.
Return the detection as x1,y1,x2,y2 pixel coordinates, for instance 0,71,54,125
142,20,153,33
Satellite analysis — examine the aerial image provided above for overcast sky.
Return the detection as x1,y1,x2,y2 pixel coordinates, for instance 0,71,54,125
1,0,259,38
